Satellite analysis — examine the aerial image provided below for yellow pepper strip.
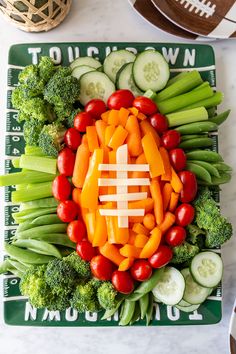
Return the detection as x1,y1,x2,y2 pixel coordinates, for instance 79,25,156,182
128,107,139,116
108,109,120,126
118,107,130,127
139,227,162,259
86,126,99,153
108,125,128,150
125,115,143,157
108,151,116,195
120,244,142,258
132,223,149,236
99,242,125,266
85,211,96,243
105,125,116,146
93,210,107,247
105,215,117,244
170,167,183,193
134,234,149,248
101,111,110,123
118,258,134,271
142,133,165,178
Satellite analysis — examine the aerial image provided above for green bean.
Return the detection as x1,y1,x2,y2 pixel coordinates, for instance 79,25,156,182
0,259,11,274
101,295,125,320
186,150,223,162
7,259,28,273
129,302,141,325
198,172,231,186
119,300,136,326
139,293,149,319
212,162,233,172
146,293,154,326
13,207,57,223
16,224,68,239
181,134,207,141
189,160,220,177
12,239,62,258
31,214,61,226
176,121,217,135
20,197,58,211
210,109,230,126
4,242,55,264
179,137,213,150
33,234,76,249
186,162,212,183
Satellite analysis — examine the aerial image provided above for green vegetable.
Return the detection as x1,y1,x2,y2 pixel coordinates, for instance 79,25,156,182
0,259,12,274
70,280,101,313
12,239,62,258
97,281,118,310
207,107,216,117
64,252,91,279
212,162,232,172
12,158,20,168
65,108,81,128
24,145,46,156
0,170,55,187
20,197,58,210
210,109,230,126
31,214,62,226
180,134,208,141
139,293,149,319
13,207,57,223
32,234,76,249
12,181,53,203
18,97,55,123
186,150,223,162
192,82,210,91
16,224,68,239
38,56,57,83
166,107,208,127
171,242,199,264
119,300,136,326
186,162,212,183
101,295,125,320
186,224,205,249
19,154,57,174
189,160,220,178
198,173,231,186
23,119,44,146
129,302,141,325
176,121,217,135
38,122,66,157
7,259,28,273
181,92,223,111
166,72,188,87
4,243,55,264
146,293,154,326
179,137,213,150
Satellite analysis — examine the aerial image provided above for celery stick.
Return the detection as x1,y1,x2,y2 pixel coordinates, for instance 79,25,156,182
12,158,20,168
181,92,223,111
0,170,55,187
157,86,213,114
156,70,203,102
192,82,210,91
24,145,45,156
143,89,157,101
166,107,208,127
11,181,53,203
19,155,57,175
166,72,188,87
19,197,58,211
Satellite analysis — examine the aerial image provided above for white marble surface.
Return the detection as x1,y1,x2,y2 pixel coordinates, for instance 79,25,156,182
0,1,235,353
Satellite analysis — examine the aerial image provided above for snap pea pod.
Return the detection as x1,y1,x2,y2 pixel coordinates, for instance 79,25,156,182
212,162,232,172
139,293,149,319
19,197,58,211
129,302,141,325
179,137,213,150
4,242,55,264
186,150,223,162
33,234,76,249
31,214,61,226
9,268,24,278
13,207,57,223
16,224,68,239
12,239,62,258
198,172,231,186
207,107,216,117
0,259,11,274
16,219,35,232
101,295,126,320
176,121,217,135
186,162,212,183
119,300,136,326
181,134,207,141
7,259,29,273
146,293,154,326
189,160,220,177
210,109,230,126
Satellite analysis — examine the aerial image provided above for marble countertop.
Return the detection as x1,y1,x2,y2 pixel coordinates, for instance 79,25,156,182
0,1,235,353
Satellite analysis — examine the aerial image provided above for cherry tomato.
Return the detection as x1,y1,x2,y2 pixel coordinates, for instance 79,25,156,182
85,99,107,119
178,171,197,203
161,130,181,150
133,96,157,115
148,245,173,268
130,260,152,282
52,175,71,201
165,226,186,247
112,270,134,294
64,128,81,151
67,220,86,243
169,148,186,171
76,240,96,261
57,147,75,176
57,200,78,223
74,112,93,132
150,113,168,134
107,90,135,110
175,203,195,227
90,255,114,280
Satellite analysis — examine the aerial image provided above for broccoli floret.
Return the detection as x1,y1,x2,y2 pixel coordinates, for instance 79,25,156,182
89,278,102,290
70,281,101,313
18,64,45,98
46,292,71,311
186,224,205,249
171,242,199,264
11,87,27,109
23,118,44,146
38,122,66,157
38,56,57,83
65,108,81,128
64,252,91,279
19,97,55,123
97,282,118,310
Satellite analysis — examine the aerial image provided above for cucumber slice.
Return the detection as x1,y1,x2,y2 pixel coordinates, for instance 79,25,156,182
133,50,170,91
181,268,211,305
175,303,200,313
70,57,102,70
79,71,115,106
116,63,143,96
103,49,136,82
177,299,192,307
72,65,96,80
152,267,185,306
190,251,223,288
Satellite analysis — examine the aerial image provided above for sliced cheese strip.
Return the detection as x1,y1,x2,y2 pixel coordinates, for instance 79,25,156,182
99,192,147,202
98,178,150,186
116,144,128,228
99,164,150,171
100,209,145,217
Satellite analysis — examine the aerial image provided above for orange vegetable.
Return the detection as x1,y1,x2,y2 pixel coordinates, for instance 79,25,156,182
140,185,151,197
81,149,103,209
108,125,128,150
162,183,173,211
132,223,149,236
169,192,180,212
86,126,99,152
159,212,176,234
81,134,88,144
120,244,141,258
142,133,165,178
137,112,147,121
139,227,162,258
99,171,109,196
105,125,116,146
93,210,107,247
85,211,96,243
150,179,164,225
128,107,139,116
108,151,116,195
160,147,172,181
128,230,137,245
103,145,110,164
118,107,130,127
125,115,143,156
129,216,145,223
140,120,161,147
95,120,107,146
135,153,147,164
170,167,183,193
128,198,154,214
101,111,110,123
72,188,88,222
108,109,120,126
114,217,129,245
118,258,134,271
99,242,125,266
105,215,117,244
72,142,90,188
143,213,156,230
134,234,149,248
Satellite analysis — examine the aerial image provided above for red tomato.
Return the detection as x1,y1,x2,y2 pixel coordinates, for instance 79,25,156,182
148,245,173,268
107,90,135,110
57,200,78,223
76,241,96,261
161,130,181,150
67,220,86,243
74,112,93,132
169,148,186,171
90,255,114,280
130,260,152,282
133,96,157,115
52,175,71,201
178,171,197,203
64,128,81,151
85,99,107,119
165,226,186,247
112,270,134,294
150,113,168,134
57,147,75,176
175,203,195,227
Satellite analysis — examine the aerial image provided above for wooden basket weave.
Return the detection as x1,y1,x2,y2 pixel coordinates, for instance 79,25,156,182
0,0,72,32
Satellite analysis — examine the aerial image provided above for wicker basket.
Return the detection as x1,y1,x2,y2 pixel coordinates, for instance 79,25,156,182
0,0,72,32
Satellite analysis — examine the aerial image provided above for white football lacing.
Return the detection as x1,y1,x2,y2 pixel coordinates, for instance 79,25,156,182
175,0,216,18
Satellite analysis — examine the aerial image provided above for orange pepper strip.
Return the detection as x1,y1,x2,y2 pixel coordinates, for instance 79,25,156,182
99,171,109,196
162,183,173,211
99,242,125,266
108,109,119,126
142,133,165,178
108,125,128,150
81,149,103,209
169,192,180,212
132,223,149,236
101,111,110,123
159,147,172,181
134,234,149,248
81,134,88,144
140,120,161,147
114,217,129,245
118,258,134,271
105,125,116,146
125,115,143,157
128,230,137,245
159,212,176,234
95,120,107,146
86,126,99,153
139,227,162,258
72,188,88,222
105,216,117,244
170,167,183,193
108,151,116,195
128,198,154,214
93,210,107,247
118,107,130,127
72,142,90,188
137,112,147,121
128,107,139,116
150,179,164,225
85,211,96,243
120,244,142,258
